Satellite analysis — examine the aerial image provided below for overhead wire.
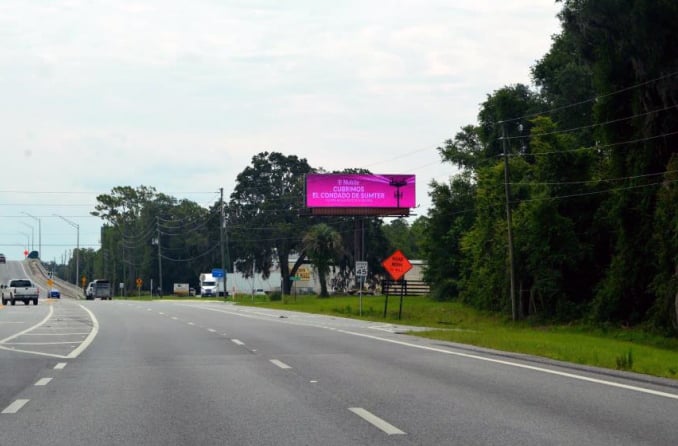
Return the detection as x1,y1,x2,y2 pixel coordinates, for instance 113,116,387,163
502,103,678,142
509,170,677,186
435,175,676,219
160,244,220,263
499,69,678,125
510,130,678,157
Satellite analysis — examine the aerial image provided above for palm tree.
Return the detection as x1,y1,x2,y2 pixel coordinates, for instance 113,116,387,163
302,224,343,297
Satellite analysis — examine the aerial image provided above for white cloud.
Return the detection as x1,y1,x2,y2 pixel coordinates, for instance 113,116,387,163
0,0,561,261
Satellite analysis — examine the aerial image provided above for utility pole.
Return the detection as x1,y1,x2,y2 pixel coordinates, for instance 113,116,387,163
220,188,226,297
20,222,34,251
22,212,41,258
55,215,79,288
156,216,163,297
500,122,518,321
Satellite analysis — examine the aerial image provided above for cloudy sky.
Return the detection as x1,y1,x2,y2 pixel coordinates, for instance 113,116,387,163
0,0,562,263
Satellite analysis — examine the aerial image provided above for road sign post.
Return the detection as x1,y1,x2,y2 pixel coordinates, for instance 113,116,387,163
381,250,413,320
355,261,368,316
290,275,301,301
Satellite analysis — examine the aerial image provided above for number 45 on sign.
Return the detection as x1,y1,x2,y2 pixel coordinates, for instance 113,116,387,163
356,261,368,277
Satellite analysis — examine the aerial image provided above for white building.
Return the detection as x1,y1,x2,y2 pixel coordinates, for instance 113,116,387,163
227,258,427,295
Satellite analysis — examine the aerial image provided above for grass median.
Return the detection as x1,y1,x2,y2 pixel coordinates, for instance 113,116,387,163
233,293,678,380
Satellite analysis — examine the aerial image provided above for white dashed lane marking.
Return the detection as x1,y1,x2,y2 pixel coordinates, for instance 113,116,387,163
270,359,292,370
231,339,244,346
2,399,29,414
348,407,406,435
54,362,67,370
35,378,53,386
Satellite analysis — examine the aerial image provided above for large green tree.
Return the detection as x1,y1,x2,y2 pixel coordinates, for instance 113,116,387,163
422,173,476,301
228,152,314,294
421,0,678,333
92,185,215,294
426,84,543,308
558,0,678,327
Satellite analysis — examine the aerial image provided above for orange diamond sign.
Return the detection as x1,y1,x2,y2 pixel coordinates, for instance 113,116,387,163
381,249,413,281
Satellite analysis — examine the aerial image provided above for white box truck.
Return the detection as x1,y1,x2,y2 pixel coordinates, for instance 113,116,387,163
199,273,225,297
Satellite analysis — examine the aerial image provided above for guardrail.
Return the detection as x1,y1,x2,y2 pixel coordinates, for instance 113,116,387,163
26,259,84,299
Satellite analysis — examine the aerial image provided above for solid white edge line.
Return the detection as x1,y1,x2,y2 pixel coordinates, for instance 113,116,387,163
54,362,67,370
67,304,99,359
270,359,292,369
2,399,29,414
35,377,53,386
349,407,406,435
336,329,678,401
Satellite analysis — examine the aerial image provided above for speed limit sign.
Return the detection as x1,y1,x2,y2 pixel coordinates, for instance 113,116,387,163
356,261,368,277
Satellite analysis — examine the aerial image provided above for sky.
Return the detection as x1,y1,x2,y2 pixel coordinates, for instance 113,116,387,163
0,0,562,263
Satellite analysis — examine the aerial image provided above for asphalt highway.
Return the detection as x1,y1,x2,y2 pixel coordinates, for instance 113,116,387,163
1,262,677,445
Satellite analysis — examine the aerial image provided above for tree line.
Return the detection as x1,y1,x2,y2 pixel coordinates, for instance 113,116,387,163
423,0,677,333
63,159,405,298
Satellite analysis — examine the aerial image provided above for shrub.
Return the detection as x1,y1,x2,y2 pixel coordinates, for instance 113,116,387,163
615,349,633,370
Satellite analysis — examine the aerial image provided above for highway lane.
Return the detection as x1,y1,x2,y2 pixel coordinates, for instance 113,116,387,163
0,259,83,302
1,299,677,445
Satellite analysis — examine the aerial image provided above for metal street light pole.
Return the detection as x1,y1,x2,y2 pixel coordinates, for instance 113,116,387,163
19,231,30,252
22,212,41,258
20,222,34,252
55,215,80,287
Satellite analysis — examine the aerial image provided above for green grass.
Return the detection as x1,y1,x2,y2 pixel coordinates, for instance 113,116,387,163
234,294,678,380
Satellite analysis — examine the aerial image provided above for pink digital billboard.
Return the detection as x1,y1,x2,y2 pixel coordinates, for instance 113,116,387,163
306,174,416,208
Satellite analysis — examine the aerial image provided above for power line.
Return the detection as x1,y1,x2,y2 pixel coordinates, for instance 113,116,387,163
503,103,678,141
516,179,677,204
511,130,678,157
509,170,676,187
500,69,678,125
438,176,676,218
160,244,220,263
